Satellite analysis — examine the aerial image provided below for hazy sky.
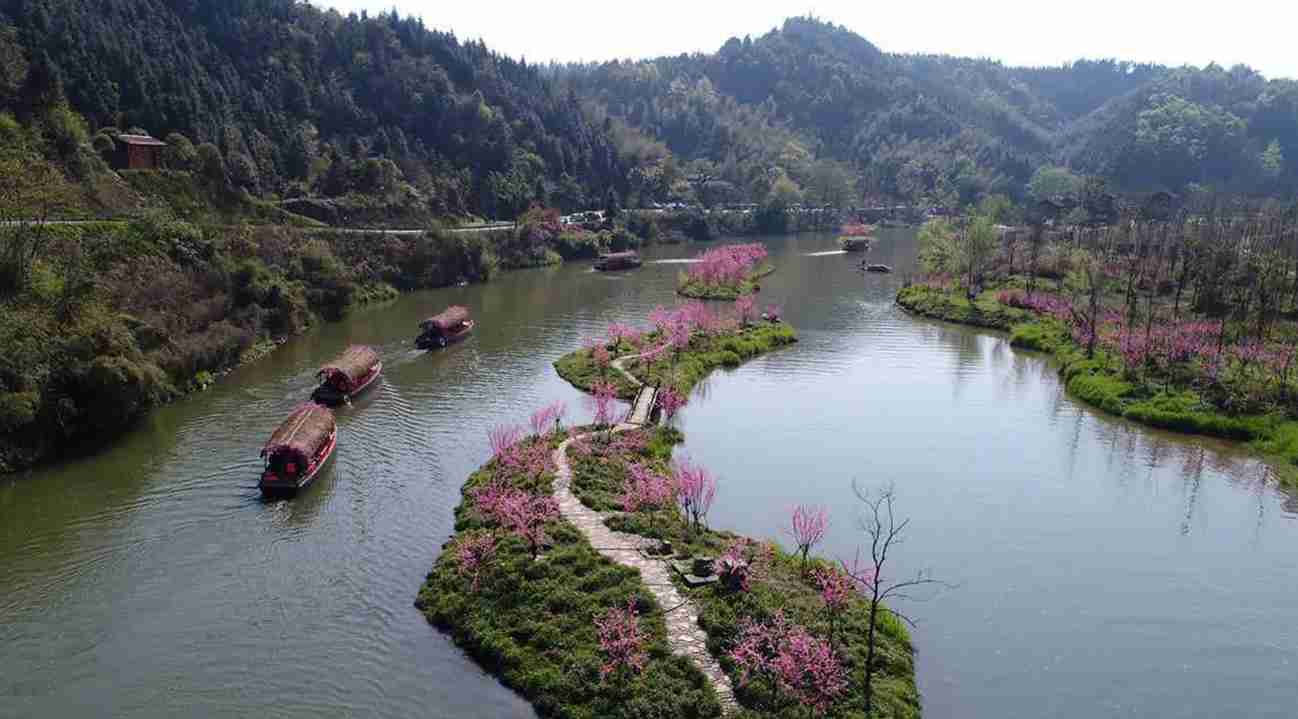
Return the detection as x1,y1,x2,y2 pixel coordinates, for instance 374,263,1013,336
323,0,1296,79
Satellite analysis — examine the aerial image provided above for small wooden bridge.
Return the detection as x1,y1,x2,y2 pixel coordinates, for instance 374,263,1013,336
625,385,658,426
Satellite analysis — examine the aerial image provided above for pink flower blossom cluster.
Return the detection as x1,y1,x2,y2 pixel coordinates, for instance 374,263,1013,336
812,566,855,614
787,504,828,564
686,243,769,287
606,322,642,348
734,295,757,325
621,463,677,513
594,599,649,679
727,611,848,714
469,480,559,558
714,538,774,592
487,425,552,479
608,430,648,456
655,386,687,421
587,379,620,427
996,289,1072,319
673,456,717,531
454,532,497,592
528,401,567,437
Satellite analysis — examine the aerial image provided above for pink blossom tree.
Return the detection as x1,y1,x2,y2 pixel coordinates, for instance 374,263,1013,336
787,504,829,569
528,401,568,437
470,481,559,559
734,294,757,326
654,386,687,423
454,531,497,592
594,598,649,680
673,457,717,534
727,610,847,715
812,565,855,648
587,379,619,432
713,537,774,592
488,425,524,460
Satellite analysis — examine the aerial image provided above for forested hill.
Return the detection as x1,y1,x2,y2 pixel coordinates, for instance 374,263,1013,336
0,0,624,220
562,17,1298,207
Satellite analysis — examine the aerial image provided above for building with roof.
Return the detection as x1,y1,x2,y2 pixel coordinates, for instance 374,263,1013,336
113,134,167,170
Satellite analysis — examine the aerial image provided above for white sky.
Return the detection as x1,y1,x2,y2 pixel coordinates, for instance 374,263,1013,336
322,0,1297,79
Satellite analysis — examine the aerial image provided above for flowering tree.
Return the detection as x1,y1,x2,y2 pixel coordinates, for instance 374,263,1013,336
488,425,524,460
655,386,687,423
734,294,757,326
787,504,829,568
529,401,568,437
454,531,497,592
673,457,717,533
764,304,783,322
727,610,847,715
594,598,649,680
812,566,855,648
587,379,619,430
591,343,613,377
714,537,774,592
470,482,559,559
621,463,677,535
685,243,769,289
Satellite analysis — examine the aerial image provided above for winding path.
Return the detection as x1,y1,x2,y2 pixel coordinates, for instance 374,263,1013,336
554,352,735,712
551,433,736,712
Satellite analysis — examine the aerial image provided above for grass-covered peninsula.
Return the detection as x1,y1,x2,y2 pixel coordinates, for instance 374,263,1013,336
418,407,920,718
676,244,775,300
554,302,797,401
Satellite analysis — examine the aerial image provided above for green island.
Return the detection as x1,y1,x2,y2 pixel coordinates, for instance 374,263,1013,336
553,310,797,400
418,415,919,719
676,244,776,300
898,212,1298,482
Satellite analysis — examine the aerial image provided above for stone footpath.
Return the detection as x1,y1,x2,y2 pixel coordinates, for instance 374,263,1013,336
551,432,737,713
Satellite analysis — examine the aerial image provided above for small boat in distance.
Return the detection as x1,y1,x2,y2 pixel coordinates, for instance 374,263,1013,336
838,223,875,252
594,251,643,271
416,305,474,349
260,403,337,495
312,345,382,406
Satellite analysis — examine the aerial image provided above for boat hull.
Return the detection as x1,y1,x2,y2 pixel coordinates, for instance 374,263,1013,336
416,321,474,350
311,362,383,406
259,431,336,496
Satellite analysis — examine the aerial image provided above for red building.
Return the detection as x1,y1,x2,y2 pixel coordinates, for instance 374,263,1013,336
113,134,167,170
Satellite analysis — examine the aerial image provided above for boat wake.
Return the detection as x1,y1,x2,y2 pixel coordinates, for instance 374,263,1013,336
805,250,848,257
650,258,701,264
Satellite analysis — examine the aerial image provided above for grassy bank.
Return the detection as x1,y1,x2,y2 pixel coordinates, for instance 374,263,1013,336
554,320,798,400
415,433,724,719
567,425,921,718
897,284,1298,480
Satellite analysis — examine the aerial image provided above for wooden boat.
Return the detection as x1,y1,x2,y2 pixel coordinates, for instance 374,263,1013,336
839,236,871,252
260,403,337,495
416,305,474,350
311,345,382,406
594,251,643,271
839,223,875,252
864,264,893,274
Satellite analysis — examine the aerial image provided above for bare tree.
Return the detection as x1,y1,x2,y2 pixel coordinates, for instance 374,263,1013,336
844,482,945,717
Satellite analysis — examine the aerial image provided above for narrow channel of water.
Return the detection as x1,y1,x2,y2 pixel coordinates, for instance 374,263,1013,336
2,231,1296,718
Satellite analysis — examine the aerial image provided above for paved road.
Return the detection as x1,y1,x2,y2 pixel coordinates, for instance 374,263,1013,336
0,220,516,235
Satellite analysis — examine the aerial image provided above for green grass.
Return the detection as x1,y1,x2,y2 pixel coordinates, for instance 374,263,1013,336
899,284,1298,483
554,322,798,399
677,264,776,300
416,433,723,719
574,430,921,719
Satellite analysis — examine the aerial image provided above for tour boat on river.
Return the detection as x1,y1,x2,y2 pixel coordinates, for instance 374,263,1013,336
594,251,643,271
416,305,474,349
311,345,382,406
259,403,337,495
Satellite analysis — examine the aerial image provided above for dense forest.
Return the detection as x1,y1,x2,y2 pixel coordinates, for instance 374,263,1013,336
0,0,625,221
562,17,1298,208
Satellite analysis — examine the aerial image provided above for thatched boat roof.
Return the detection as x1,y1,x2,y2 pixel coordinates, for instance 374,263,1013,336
317,345,379,386
420,305,471,333
262,403,335,462
600,251,640,261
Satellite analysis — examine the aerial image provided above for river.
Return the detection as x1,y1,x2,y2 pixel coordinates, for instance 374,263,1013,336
3,231,1297,718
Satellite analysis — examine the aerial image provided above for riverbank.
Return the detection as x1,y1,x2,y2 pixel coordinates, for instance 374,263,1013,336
554,319,798,400
0,208,671,474
418,417,920,718
896,284,1298,482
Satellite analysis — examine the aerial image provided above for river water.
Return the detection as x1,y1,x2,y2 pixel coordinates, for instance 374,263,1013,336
3,231,1297,718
